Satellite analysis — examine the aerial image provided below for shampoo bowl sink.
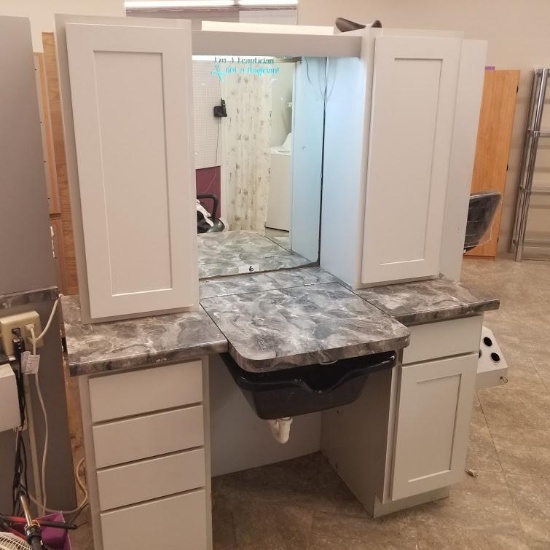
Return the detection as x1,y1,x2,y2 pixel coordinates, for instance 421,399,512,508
221,351,396,420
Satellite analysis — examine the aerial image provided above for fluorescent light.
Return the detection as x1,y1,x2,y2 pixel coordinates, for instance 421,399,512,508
125,1,235,8
238,0,297,5
125,0,298,8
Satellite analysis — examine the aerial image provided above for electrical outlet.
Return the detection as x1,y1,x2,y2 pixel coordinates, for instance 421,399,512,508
0,311,42,356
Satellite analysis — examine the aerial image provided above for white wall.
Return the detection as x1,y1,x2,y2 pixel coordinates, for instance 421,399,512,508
270,63,294,147
240,9,297,25
193,60,222,169
209,354,321,476
291,57,325,262
298,0,550,255
0,0,125,51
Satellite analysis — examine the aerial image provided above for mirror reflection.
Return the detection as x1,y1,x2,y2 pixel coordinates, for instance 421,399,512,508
192,55,327,278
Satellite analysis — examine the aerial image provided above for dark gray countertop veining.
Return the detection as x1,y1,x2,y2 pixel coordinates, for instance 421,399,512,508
198,230,311,279
201,282,410,372
63,267,499,376
62,296,228,376
199,266,337,300
354,278,500,326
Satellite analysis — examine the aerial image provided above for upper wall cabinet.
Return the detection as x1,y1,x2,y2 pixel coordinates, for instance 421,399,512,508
361,36,460,285
59,18,198,322
321,30,486,289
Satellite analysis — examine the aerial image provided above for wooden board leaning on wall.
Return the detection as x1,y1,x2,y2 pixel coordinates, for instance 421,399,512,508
40,32,79,295
466,69,521,259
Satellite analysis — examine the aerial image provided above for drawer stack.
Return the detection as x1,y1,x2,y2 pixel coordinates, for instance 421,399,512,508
84,360,209,550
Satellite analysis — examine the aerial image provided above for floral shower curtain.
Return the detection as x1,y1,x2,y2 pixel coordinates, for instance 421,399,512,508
221,72,272,232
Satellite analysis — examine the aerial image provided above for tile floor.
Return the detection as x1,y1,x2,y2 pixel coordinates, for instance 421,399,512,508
71,258,550,549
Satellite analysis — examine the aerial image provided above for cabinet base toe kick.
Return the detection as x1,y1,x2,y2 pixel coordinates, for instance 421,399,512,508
372,486,451,518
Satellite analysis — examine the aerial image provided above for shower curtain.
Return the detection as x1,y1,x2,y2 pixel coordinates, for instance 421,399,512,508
221,72,272,232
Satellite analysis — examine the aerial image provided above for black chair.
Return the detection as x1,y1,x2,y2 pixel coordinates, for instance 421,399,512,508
464,192,501,252
335,17,382,32
197,193,225,233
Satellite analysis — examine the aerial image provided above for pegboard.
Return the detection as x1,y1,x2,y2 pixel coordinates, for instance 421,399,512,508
193,60,222,169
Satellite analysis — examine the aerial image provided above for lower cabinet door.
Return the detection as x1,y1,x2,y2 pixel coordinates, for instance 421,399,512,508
101,490,207,550
391,354,477,500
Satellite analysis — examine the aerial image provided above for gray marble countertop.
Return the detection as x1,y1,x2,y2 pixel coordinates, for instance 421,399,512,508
63,268,498,376
198,230,311,279
200,266,338,300
354,277,500,326
62,296,228,376
201,282,410,372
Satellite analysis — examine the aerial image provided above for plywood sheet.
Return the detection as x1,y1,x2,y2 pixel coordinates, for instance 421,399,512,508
42,32,79,294
467,69,520,258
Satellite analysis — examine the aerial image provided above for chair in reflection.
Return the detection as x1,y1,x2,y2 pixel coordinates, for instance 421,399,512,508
197,193,225,233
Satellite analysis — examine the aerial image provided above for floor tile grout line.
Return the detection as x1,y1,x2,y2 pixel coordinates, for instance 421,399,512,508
501,471,540,546
474,390,507,474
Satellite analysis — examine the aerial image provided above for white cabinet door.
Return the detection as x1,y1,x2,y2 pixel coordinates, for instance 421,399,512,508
65,22,198,320
391,353,477,501
361,36,461,285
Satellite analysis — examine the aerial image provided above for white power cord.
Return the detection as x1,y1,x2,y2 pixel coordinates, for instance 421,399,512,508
29,325,48,517
27,457,88,516
25,297,89,518
33,298,59,345
25,297,60,517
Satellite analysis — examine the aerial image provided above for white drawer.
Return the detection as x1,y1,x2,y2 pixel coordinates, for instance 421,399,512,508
101,490,207,550
89,360,203,423
93,406,204,468
97,448,206,511
402,316,482,365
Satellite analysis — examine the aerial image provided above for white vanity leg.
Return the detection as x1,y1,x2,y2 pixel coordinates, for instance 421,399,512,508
78,375,104,550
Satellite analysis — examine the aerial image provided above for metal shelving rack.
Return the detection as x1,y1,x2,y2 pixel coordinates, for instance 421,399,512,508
511,68,550,261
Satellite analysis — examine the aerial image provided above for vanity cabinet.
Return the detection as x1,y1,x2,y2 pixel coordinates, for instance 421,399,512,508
78,359,212,550
321,31,487,289
57,17,199,323
391,353,477,500
391,317,480,501
322,315,482,517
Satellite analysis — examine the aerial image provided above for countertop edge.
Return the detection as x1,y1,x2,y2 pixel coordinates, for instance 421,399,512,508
69,339,228,377
393,299,501,326
227,333,411,373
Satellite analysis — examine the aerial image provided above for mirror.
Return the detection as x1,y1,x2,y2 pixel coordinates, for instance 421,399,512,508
192,55,327,278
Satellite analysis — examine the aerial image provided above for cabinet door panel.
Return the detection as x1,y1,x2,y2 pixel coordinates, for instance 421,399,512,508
391,354,477,500
65,22,198,320
362,36,461,284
